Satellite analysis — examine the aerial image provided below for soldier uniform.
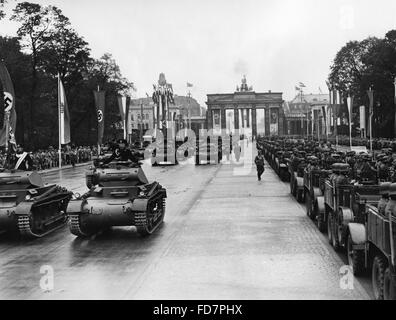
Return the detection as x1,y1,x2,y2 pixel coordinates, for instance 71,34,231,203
103,139,140,164
254,152,265,181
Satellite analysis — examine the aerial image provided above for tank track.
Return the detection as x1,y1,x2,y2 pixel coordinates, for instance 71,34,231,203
135,197,166,236
68,215,90,238
17,189,71,238
17,214,66,238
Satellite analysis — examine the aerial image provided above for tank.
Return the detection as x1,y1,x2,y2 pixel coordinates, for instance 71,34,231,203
67,161,167,237
0,170,72,238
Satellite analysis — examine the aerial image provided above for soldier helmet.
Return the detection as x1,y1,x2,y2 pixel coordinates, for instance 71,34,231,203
118,139,128,145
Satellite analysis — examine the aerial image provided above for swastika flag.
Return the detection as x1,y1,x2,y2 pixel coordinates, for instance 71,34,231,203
0,61,17,147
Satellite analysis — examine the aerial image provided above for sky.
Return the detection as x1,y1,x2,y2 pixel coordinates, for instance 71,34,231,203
1,0,396,107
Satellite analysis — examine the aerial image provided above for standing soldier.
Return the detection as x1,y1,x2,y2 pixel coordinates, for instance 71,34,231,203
5,145,35,171
254,151,265,181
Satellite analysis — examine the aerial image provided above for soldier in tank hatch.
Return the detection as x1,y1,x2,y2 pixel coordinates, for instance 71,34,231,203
103,139,140,164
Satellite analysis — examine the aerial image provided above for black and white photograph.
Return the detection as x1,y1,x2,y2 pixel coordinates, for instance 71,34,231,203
0,0,396,303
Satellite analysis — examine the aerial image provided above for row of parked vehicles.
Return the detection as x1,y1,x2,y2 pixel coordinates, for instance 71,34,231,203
259,137,396,300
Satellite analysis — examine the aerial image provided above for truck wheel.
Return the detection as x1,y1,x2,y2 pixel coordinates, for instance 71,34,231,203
372,255,387,300
347,234,365,276
327,214,333,244
317,210,326,233
293,182,297,197
305,192,312,218
332,224,341,252
297,189,304,203
383,267,396,300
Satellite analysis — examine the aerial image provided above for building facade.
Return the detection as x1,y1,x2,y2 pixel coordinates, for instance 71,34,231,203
206,77,285,137
284,93,330,137
130,95,206,135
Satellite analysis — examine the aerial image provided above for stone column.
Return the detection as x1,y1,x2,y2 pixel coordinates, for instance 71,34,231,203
221,108,226,133
207,106,213,130
278,106,284,136
234,106,239,130
265,107,270,136
252,107,257,138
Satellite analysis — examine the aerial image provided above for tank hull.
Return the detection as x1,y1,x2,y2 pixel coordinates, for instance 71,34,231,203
0,182,72,238
67,163,167,237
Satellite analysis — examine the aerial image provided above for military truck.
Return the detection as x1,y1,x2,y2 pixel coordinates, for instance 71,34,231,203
274,150,291,182
304,165,330,231
325,163,381,252
346,183,395,300
289,155,306,203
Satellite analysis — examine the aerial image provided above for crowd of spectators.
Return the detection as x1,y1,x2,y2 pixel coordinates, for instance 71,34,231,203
0,145,99,171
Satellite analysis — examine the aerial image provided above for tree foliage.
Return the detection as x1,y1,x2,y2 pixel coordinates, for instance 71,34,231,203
329,31,396,137
0,2,134,149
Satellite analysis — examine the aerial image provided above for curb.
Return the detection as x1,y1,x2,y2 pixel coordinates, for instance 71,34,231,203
38,162,91,174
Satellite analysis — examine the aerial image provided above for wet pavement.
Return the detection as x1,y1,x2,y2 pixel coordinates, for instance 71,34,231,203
0,143,372,299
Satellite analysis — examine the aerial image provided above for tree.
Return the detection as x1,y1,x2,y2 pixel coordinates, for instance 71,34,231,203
328,33,396,137
2,3,136,148
10,2,70,145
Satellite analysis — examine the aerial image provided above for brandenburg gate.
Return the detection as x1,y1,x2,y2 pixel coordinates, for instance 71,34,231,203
206,77,285,137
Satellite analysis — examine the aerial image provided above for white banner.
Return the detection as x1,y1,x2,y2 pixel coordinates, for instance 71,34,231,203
359,106,366,130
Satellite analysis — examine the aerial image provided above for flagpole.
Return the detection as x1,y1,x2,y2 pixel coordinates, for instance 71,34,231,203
58,73,62,169
335,91,339,149
97,85,101,156
368,87,373,155
348,96,353,150
5,111,9,154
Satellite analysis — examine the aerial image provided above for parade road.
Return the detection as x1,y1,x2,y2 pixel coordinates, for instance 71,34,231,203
0,144,373,300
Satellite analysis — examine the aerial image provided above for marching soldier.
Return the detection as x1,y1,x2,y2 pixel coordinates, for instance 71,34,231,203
254,151,265,181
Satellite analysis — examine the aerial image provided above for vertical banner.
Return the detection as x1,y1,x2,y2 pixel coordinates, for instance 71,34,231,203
94,90,106,145
360,106,366,138
0,62,17,148
117,96,126,122
347,96,353,120
58,75,71,145
125,96,131,135
347,96,353,148
270,109,278,136
322,106,327,137
117,95,127,139
367,88,374,117
158,93,162,129
161,91,166,127
213,109,221,129
367,87,374,152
